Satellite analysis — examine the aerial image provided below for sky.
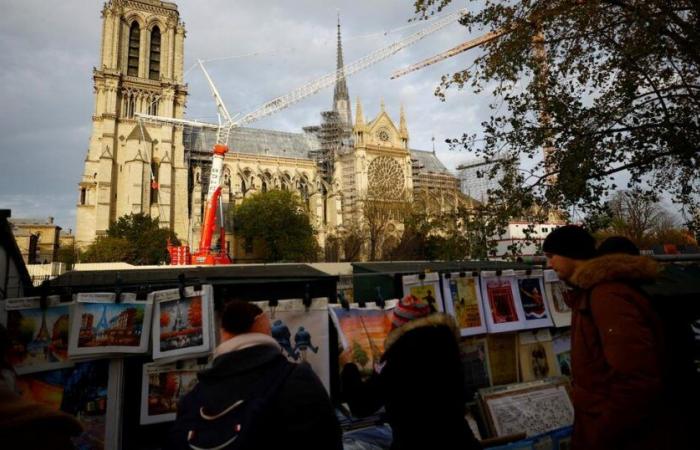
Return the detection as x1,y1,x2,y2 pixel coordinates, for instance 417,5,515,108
0,0,498,232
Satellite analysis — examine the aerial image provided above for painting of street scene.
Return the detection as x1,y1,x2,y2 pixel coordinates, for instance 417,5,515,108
5,304,71,374
142,364,201,424
77,303,146,348
158,296,204,352
17,360,109,450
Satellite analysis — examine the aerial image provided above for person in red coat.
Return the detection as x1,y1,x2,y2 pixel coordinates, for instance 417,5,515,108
543,226,687,449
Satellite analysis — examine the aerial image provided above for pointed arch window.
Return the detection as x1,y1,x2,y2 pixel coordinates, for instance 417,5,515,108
128,22,140,77
150,161,159,205
149,26,161,80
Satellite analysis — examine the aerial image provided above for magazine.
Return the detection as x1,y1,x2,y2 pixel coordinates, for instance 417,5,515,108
401,272,443,313
442,273,487,336
150,285,215,361
1,296,74,374
68,293,152,358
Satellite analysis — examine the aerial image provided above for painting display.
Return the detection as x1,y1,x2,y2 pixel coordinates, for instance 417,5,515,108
68,293,152,357
140,359,209,424
328,300,398,378
481,270,526,333
518,329,559,382
442,273,487,336
1,296,73,374
544,270,573,327
401,273,443,313
151,285,215,361
515,271,553,329
479,378,574,438
253,298,331,392
16,359,123,450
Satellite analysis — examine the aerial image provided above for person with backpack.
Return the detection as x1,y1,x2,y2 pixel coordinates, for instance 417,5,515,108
542,225,687,450
340,294,482,450
168,300,342,450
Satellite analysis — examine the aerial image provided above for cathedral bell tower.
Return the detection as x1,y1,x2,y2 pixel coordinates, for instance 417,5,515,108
76,0,189,247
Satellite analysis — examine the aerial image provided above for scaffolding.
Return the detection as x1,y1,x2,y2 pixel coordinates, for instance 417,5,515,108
456,156,507,203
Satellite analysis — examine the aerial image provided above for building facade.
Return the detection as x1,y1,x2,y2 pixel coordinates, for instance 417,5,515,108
9,217,62,264
77,0,463,260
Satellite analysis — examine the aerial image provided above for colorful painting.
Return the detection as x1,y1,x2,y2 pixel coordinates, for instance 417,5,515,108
151,286,214,361
1,297,72,374
140,360,207,424
16,360,110,450
401,273,444,313
159,296,204,352
77,303,146,348
443,274,487,336
487,279,519,323
328,302,396,377
516,273,553,329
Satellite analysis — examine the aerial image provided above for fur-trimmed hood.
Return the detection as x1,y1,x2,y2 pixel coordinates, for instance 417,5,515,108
384,313,459,354
570,253,659,290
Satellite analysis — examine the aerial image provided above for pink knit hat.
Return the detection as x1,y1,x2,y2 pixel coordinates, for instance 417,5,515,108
391,294,431,330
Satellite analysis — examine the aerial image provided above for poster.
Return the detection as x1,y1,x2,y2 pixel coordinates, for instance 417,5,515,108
480,270,526,333
459,337,491,394
442,273,487,336
487,333,519,386
552,332,572,377
401,273,443,313
518,329,559,382
481,381,574,437
68,293,152,357
16,359,123,450
254,298,331,393
515,271,553,329
544,270,572,328
140,359,209,424
1,296,74,374
150,285,215,361
328,300,397,378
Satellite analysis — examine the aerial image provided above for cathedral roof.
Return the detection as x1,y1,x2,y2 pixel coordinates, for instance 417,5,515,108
409,149,452,175
185,127,319,160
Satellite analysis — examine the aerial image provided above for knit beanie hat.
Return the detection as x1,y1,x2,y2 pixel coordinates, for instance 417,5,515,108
391,294,431,330
542,225,596,260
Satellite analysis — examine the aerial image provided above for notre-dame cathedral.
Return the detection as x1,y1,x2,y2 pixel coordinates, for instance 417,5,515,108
76,0,464,261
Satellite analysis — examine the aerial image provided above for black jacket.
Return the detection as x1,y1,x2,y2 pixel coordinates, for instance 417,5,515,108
168,343,342,450
342,313,481,450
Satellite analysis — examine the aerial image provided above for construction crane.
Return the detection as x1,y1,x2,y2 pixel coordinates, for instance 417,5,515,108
138,8,468,265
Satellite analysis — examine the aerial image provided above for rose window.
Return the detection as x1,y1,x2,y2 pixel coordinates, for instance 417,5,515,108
367,156,405,199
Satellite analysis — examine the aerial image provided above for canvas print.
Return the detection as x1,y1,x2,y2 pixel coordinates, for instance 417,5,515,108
1,296,73,374
481,271,526,333
519,330,559,382
140,359,208,424
516,272,553,329
443,273,487,336
402,273,443,313
16,360,116,450
328,300,397,378
254,298,331,393
151,285,214,361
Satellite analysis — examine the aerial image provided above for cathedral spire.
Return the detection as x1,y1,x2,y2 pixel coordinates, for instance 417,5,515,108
354,96,366,129
399,103,408,138
333,14,352,128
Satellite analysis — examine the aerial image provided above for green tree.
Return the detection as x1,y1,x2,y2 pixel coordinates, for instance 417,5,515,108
230,190,319,262
56,243,79,269
82,213,179,265
413,0,700,226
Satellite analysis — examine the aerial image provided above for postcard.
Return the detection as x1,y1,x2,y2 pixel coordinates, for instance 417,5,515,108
401,273,443,313
480,270,526,333
140,359,208,425
515,271,553,329
150,285,215,361
68,293,152,357
1,296,74,374
442,273,487,336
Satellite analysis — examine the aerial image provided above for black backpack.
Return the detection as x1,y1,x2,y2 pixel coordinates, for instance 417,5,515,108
184,363,296,450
